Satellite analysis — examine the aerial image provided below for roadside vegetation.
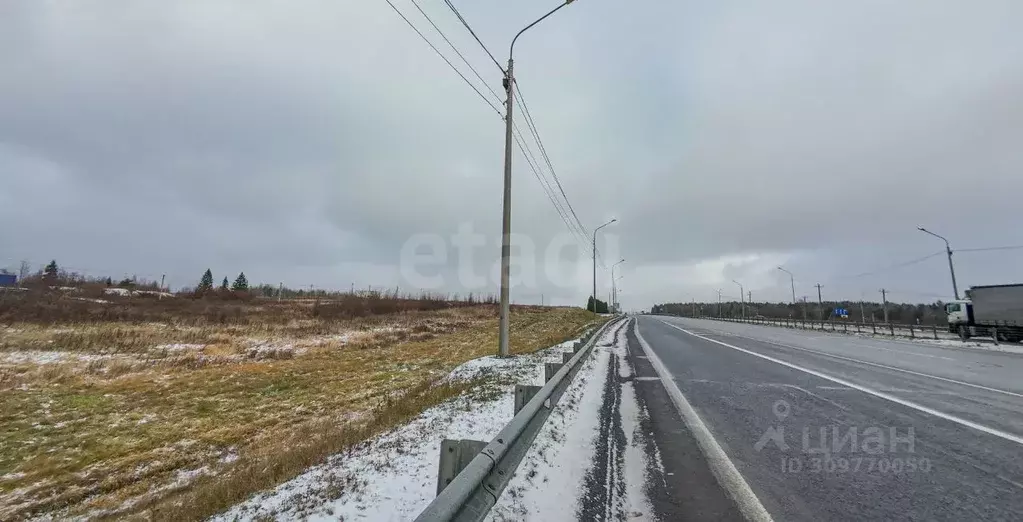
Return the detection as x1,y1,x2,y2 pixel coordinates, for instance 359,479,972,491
0,288,601,520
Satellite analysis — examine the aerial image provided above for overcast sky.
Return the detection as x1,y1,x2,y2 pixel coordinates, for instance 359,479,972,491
2,0,1022,310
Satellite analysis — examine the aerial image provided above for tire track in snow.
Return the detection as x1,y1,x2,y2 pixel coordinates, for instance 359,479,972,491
579,318,653,521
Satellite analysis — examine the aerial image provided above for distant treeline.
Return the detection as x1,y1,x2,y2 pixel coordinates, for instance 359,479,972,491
651,300,948,326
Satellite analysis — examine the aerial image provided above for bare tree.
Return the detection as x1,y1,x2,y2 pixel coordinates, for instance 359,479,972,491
18,260,30,284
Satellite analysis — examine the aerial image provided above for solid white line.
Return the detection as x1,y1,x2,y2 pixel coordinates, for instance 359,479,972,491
659,321,1023,446
634,321,774,522
719,330,1023,400
851,343,954,361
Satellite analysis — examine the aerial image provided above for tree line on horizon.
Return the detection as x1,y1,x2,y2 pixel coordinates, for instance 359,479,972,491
651,299,949,326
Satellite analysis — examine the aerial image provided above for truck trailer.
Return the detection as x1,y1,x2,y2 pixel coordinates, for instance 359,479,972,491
946,284,1023,343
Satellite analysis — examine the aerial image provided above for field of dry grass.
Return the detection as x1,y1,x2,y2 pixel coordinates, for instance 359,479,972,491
0,294,601,521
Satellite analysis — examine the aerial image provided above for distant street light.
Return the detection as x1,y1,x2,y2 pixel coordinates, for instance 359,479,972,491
732,279,745,319
777,266,796,304
497,0,581,357
917,226,960,300
612,259,625,313
592,218,617,312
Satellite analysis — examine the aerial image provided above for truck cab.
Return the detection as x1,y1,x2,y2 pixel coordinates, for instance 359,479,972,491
945,300,973,336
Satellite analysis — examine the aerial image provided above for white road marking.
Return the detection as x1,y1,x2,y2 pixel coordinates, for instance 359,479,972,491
716,330,1023,400
851,343,954,361
660,321,1023,446
782,384,849,411
635,322,774,522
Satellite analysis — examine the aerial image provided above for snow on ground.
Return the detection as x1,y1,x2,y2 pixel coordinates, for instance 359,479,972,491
0,351,112,365
153,343,207,352
486,333,610,521
212,337,585,522
488,318,653,521
71,297,110,304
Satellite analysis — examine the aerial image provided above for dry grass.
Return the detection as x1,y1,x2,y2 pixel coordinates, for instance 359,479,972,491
0,302,600,521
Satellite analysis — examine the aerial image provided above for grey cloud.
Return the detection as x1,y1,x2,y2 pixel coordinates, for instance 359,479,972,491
2,0,1022,310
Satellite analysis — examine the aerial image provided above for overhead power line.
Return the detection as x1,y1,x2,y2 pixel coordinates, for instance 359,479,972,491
957,245,1023,253
407,0,502,103
514,82,587,237
382,0,501,116
512,130,593,254
512,121,588,243
838,251,945,280
442,0,504,72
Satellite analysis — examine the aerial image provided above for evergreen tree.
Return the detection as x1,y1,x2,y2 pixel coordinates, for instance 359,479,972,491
43,260,59,284
221,277,229,291
586,296,609,314
231,272,249,291
197,269,214,293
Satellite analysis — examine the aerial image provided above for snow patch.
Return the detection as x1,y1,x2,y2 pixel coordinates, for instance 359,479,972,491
154,343,206,352
215,335,585,521
487,325,617,521
0,351,111,365
620,382,654,519
72,297,110,304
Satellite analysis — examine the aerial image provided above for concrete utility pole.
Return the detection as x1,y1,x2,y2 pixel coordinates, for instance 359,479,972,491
816,283,824,321
880,288,889,323
732,280,744,319
717,289,722,318
917,227,960,300
278,282,283,302
611,259,625,314
777,266,796,312
614,275,624,314
590,218,617,314
497,0,579,358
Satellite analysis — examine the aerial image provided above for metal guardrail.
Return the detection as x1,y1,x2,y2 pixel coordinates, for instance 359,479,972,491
700,316,952,340
414,316,622,522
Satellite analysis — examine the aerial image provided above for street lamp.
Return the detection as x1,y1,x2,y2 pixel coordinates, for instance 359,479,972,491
732,279,745,319
777,266,796,304
591,218,617,313
613,273,625,314
497,0,580,357
612,259,625,313
917,226,960,300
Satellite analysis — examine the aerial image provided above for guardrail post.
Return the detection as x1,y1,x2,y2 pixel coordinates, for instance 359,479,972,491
514,385,542,415
437,439,487,495
888,323,895,336
909,325,915,339
992,327,1000,345
544,363,563,382
856,322,861,333
843,322,847,333
872,322,877,334
932,325,938,340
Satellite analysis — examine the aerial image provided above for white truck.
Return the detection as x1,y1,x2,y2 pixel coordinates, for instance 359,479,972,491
946,284,1023,343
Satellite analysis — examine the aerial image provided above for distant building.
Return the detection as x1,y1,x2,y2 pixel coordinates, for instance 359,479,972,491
0,274,17,287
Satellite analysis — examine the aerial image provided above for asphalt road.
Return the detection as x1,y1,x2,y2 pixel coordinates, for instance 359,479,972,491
631,315,1023,521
